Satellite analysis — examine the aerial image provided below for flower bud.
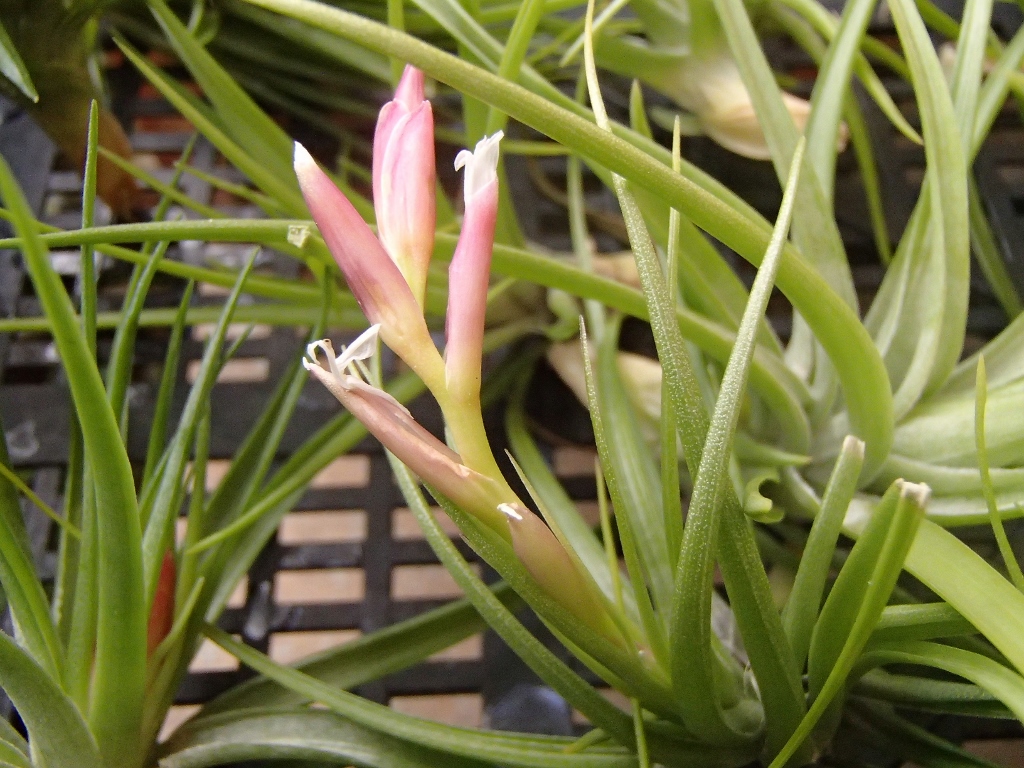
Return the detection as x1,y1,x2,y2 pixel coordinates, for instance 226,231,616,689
294,143,443,390
373,66,436,306
445,131,503,399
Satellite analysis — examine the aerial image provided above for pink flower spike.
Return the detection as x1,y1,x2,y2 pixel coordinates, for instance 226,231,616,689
446,131,503,398
294,142,423,339
373,66,436,307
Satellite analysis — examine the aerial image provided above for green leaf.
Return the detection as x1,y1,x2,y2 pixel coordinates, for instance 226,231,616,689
146,0,293,175
0,17,37,102
782,436,865,669
975,357,1024,591
198,584,520,717
105,239,171,432
390,458,638,747
202,627,638,768
855,669,1011,719
0,429,64,682
709,0,856,311
886,0,970,414
870,603,975,644
843,508,1024,684
671,138,806,747
114,33,309,216
143,282,194,488
0,150,146,766
772,482,926,767
858,640,1024,722
161,707,494,768
774,0,922,147
80,101,100,357
852,700,1007,767
141,252,257,605
505,380,634,619
0,631,104,768
579,324,671,688
234,0,893,476
967,176,1022,319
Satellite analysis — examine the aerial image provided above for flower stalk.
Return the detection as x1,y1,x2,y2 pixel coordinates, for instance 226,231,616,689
295,70,623,648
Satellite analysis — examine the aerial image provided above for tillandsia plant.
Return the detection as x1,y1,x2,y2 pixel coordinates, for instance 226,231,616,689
2,0,1024,766
140,0,1024,764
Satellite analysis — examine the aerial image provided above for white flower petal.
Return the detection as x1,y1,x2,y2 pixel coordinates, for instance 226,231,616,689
335,324,381,372
455,131,503,202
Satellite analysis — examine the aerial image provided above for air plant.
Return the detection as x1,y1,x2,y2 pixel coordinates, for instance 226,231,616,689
0,0,1023,765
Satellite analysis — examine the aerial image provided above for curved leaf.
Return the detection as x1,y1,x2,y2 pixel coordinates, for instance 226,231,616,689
0,631,103,768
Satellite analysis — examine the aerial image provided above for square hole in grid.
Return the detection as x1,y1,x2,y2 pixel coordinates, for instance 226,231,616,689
310,455,371,489
391,563,479,601
390,693,483,728
183,458,232,493
268,628,362,665
275,568,366,604
279,509,366,545
159,704,202,743
553,446,598,477
189,635,242,673
964,739,1024,767
186,357,270,384
427,633,483,662
571,688,631,726
173,521,248,608
392,506,459,540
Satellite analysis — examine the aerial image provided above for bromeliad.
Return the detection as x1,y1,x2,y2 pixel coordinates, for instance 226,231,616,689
295,68,624,648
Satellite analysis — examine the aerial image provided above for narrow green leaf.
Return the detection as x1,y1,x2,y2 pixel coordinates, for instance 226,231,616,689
391,457,637,746
0,631,104,768
484,0,546,135
146,0,295,184
870,603,975,644
670,138,805,742
858,640,1024,722
708,0,856,311
782,435,865,669
114,34,309,216
887,0,970,414
852,700,1007,767
203,626,638,768
198,584,520,716
773,482,926,767
968,176,1023,318
143,282,194,488
773,0,922,146
80,101,100,357
975,357,1024,591
141,252,257,605
105,239,171,432
580,324,671,684
0,18,37,102
235,0,892,474
0,151,146,766
505,380,630,616
98,148,225,220
162,707,494,768
0,428,64,682
855,669,1011,720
